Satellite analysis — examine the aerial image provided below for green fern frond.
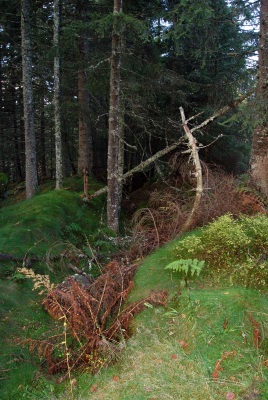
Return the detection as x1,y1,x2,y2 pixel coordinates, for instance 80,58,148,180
165,259,204,277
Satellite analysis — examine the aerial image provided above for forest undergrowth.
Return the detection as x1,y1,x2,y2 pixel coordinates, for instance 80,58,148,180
0,172,268,399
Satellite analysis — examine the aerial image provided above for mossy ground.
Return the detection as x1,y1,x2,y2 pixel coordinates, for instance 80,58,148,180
0,180,267,399
0,177,106,258
0,177,108,399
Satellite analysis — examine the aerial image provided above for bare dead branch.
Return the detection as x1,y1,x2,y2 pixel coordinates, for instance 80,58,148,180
191,88,255,134
179,107,203,233
90,138,184,198
90,89,254,200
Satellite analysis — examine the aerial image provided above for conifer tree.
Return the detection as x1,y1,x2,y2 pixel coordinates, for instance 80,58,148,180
77,0,93,177
54,0,63,189
21,0,38,198
107,0,124,234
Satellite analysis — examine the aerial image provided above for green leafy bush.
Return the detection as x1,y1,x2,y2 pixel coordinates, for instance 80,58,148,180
171,214,268,289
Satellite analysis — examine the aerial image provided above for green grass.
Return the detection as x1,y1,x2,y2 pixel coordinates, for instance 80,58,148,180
3,222,267,400
0,178,109,400
48,234,267,400
0,279,59,400
1,182,267,400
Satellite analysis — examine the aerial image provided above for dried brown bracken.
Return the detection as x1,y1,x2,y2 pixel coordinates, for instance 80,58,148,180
21,260,167,375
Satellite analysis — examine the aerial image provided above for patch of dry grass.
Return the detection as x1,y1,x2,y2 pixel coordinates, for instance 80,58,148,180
74,287,268,400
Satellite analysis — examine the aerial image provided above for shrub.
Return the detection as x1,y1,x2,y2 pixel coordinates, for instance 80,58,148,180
171,214,268,289
197,214,251,267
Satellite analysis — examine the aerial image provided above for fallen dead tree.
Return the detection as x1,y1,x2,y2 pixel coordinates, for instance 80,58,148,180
89,89,254,200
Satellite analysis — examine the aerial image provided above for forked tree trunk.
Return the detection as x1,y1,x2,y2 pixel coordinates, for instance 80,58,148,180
107,0,123,234
250,0,268,197
21,0,38,199
54,0,63,189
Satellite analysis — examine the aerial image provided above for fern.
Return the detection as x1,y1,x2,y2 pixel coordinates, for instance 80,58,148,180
165,259,204,289
165,258,204,276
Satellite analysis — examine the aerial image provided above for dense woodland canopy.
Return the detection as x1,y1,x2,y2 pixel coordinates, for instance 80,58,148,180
0,0,267,230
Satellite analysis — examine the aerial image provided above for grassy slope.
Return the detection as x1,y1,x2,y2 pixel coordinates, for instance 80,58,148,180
69,239,268,400
0,182,267,399
0,178,106,399
0,177,105,258
0,279,56,400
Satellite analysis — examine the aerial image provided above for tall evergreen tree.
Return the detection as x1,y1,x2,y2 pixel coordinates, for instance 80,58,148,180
21,0,38,198
54,0,63,189
107,0,124,234
77,0,93,177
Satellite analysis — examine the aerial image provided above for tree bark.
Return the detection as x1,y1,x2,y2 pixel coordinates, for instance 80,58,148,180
179,107,203,233
77,69,93,176
21,0,38,199
107,0,123,234
11,73,23,181
40,88,47,179
250,0,268,197
54,0,63,189
77,0,93,177
117,95,125,207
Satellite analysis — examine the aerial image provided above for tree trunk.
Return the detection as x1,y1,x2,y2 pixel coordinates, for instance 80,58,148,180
12,82,23,181
117,95,125,207
107,0,123,234
40,89,47,179
77,69,93,176
77,0,93,177
54,0,63,189
250,0,268,197
21,0,38,199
